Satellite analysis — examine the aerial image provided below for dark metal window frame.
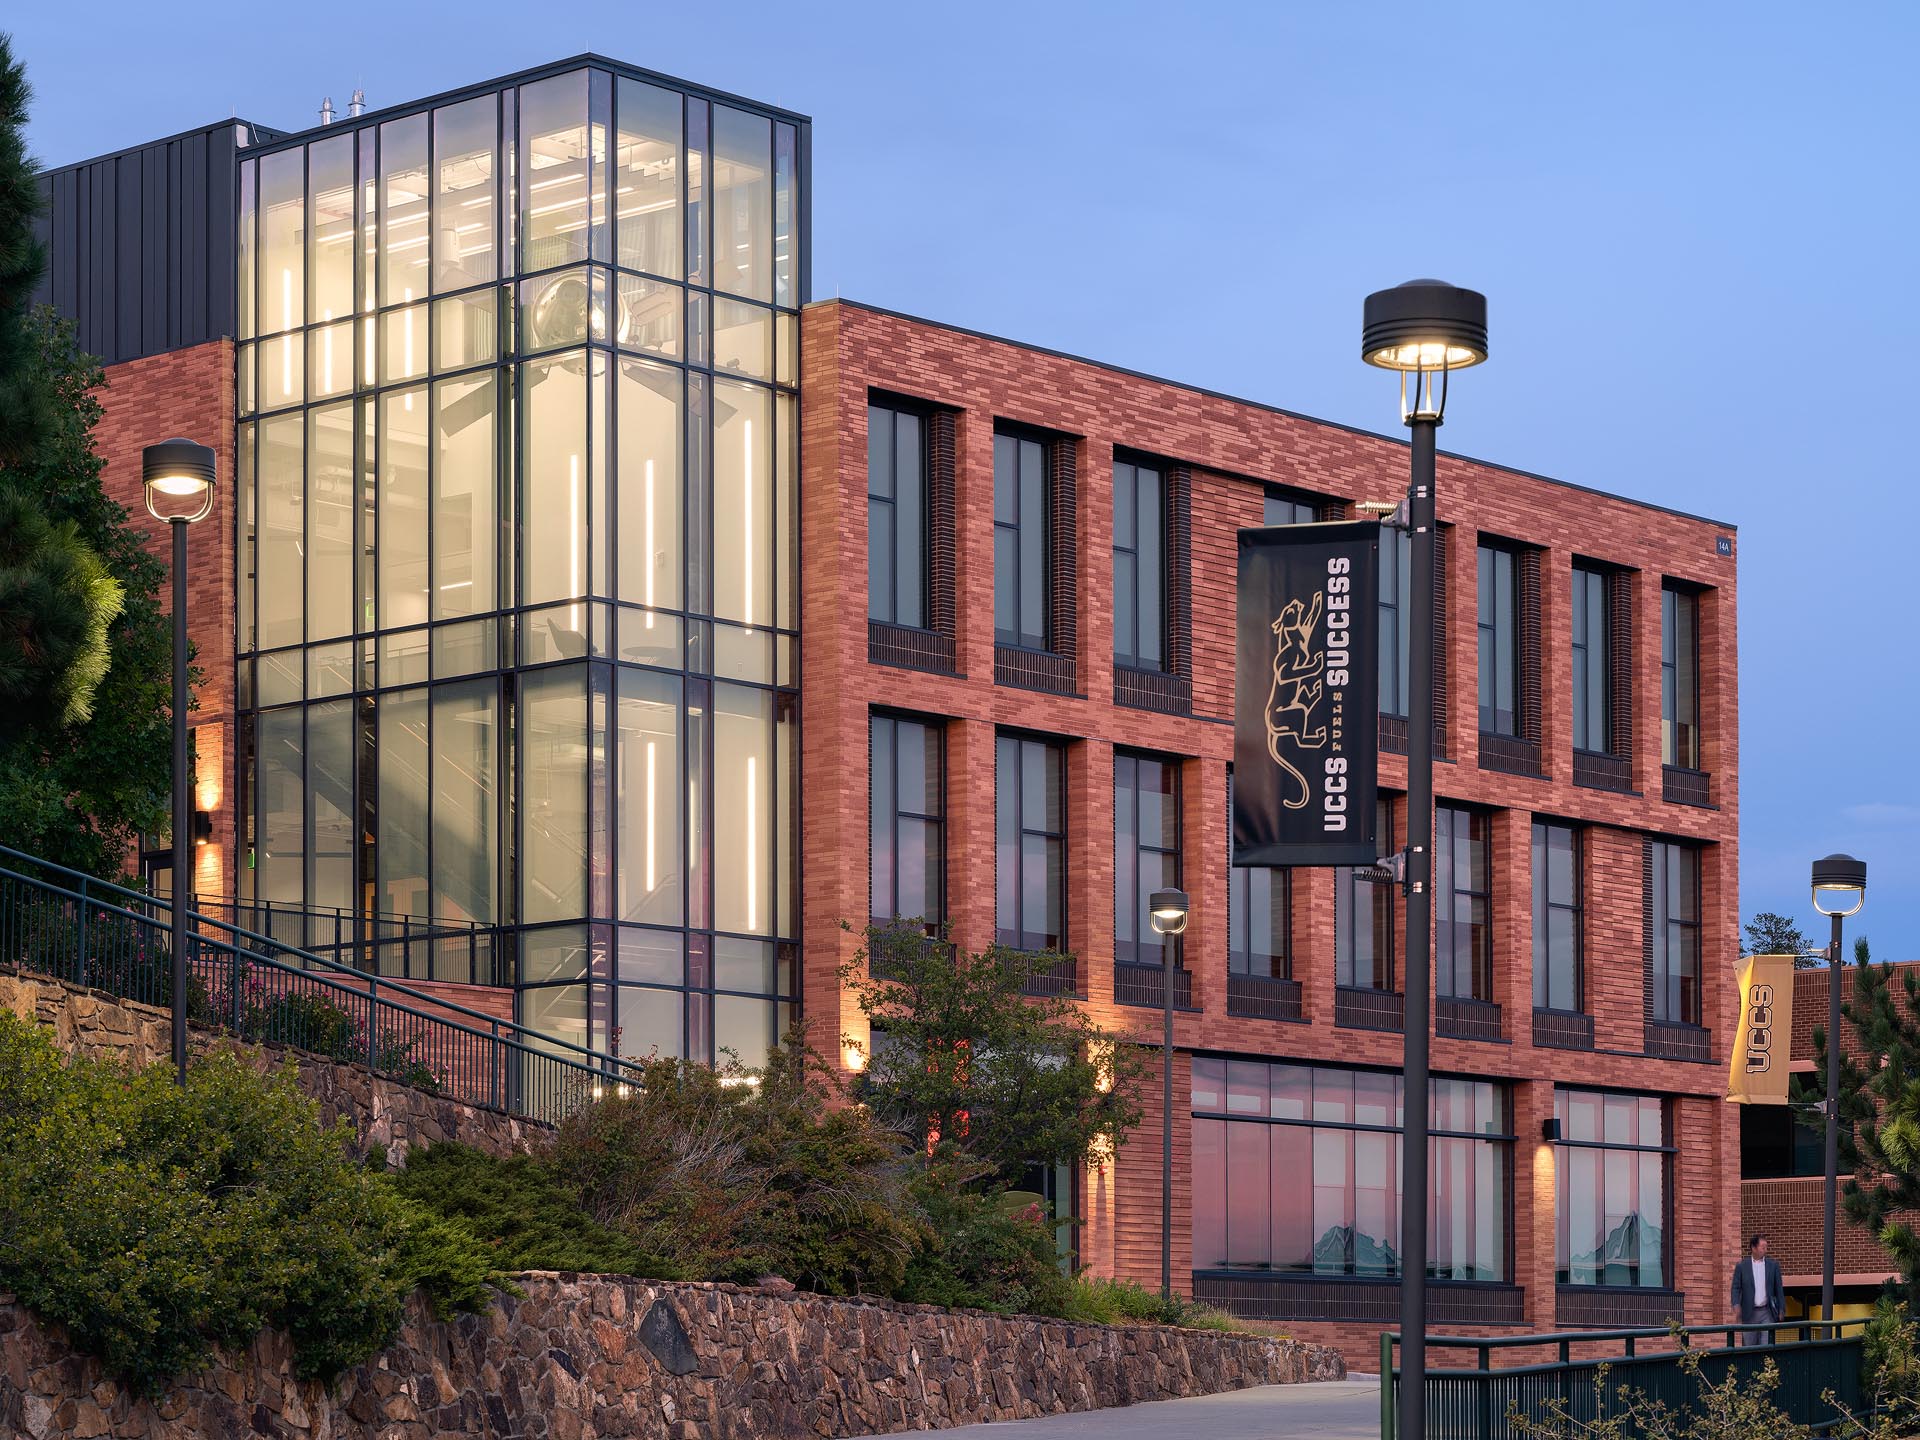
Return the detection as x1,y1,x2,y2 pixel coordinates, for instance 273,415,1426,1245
1435,803,1492,1003
1228,777,1292,982
1335,796,1396,991
1571,564,1612,756
994,729,1067,953
1476,540,1521,738
993,422,1056,654
1112,450,1170,674
868,711,945,928
1378,525,1414,720
1531,819,1583,1014
866,396,933,631
1661,583,1702,770
1649,839,1702,1025
1114,749,1183,968
1550,1088,1674,1290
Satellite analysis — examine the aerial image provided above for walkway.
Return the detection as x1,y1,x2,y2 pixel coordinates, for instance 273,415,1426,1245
849,1379,1380,1440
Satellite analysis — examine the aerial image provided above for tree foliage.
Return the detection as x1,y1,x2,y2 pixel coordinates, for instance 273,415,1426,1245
0,32,54,463
1744,911,1816,968
842,920,1152,1180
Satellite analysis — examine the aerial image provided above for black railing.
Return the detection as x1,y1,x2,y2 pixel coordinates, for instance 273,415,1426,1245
0,845,636,1123
195,895,506,986
1380,1319,1869,1439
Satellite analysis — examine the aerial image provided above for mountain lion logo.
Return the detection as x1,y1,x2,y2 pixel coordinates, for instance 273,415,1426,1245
1265,591,1326,810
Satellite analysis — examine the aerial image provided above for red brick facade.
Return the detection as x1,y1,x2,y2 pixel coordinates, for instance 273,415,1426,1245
800,300,1741,1362
91,339,238,899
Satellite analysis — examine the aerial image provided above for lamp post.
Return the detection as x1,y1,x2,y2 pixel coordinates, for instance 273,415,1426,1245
143,439,217,1087
1361,281,1487,1440
1811,852,1866,1333
1149,886,1190,1301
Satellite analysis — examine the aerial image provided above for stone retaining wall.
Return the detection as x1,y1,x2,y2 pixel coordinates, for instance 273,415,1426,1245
0,1274,1345,1439
0,965,541,1161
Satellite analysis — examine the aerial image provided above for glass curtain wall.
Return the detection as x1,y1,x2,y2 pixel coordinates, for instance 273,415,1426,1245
234,64,805,1065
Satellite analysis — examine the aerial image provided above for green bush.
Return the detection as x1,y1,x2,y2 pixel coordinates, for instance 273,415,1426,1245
237,982,442,1092
389,1142,673,1278
1061,1274,1245,1331
897,1151,1075,1317
0,1013,497,1395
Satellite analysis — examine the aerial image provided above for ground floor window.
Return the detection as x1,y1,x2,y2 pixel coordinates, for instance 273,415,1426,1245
1190,1057,1509,1281
1554,1087,1669,1288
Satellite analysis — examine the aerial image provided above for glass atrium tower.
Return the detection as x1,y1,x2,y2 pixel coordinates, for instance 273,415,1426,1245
232,59,807,1064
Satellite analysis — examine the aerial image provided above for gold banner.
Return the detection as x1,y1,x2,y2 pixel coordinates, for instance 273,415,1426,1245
1728,953,1796,1104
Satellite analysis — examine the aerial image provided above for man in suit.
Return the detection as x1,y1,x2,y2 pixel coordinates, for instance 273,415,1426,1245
1731,1233,1784,1345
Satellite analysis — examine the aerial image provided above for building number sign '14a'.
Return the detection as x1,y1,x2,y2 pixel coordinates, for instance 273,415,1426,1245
1232,522,1380,869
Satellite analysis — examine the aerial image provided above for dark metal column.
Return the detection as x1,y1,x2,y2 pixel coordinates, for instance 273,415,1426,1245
1823,909,1843,1330
1399,416,1438,1440
1162,932,1175,1299
170,516,190,1086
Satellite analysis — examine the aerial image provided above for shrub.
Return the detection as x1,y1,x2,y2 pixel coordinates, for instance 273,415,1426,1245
897,1150,1076,1317
1061,1274,1246,1331
389,1142,673,1278
238,981,441,1092
0,1013,497,1395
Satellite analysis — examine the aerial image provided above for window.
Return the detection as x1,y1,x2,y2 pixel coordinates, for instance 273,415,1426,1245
1572,566,1610,754
1112,458,1166,672
994,431,1051,650
1191,1059,1509,1281
1554,1089,1667,1288
1336,798,1394,990
1435,806,1490,1002
1264,492,1317,526
870,715,944,926
1379,527,1413,719
1650,841,1701,1025
995,735,1064,951
868,403,928,628
1477,544,1518,736
1228,771,1290,980
1661,587,1700,768
1533,822,1581,1012
1115,753,1180,968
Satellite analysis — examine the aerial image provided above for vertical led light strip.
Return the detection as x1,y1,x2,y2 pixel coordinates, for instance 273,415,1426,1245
568,453,582,631
742,418,754,633
745,754,757,932
643,458,656,626
644,739,658,891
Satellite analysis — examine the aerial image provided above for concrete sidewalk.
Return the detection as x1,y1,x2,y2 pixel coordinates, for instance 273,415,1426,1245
849,1379,1380,1440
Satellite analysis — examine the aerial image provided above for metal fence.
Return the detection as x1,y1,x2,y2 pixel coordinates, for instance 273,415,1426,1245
0,846,636,1124
1380,1319,1869,1439
195,895,505,987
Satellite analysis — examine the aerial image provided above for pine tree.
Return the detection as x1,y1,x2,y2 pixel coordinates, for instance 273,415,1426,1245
0,32,53,462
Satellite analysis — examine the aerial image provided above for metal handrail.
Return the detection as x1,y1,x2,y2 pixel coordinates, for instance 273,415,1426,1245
0,840,633,1090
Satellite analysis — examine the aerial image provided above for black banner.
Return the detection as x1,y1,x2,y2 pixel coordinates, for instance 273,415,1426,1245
1233,523,1380,867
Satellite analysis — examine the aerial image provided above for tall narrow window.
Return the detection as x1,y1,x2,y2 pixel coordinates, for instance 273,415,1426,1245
1115,752,1180,968
995,735,1064,951
1435,805,1491,1002
1229,772,1290,981
1661,587,1700,768
1336,798,1395,990
1112,458,1166,672
1572,566,1610,754
871,714,944,926
1379,527,1413,719
1477,544,1518,736
1533,822,1581,1012
1555,1089,1666,1288
1264,492,1317,526
994,431,1051,650
1650,841,1701,1024
868,403,928,628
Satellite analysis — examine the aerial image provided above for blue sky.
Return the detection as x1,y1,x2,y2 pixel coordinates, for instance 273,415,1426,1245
15,2,1917,956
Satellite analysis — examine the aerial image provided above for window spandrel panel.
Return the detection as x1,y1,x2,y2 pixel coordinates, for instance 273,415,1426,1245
617,357,683,613
306,401,355,642
379,113,430,308
712,379,771,630
432,374,497,619
379,387,430,632
434,95,497,292
308,134,355,325
616,77,681,279
712,106,771,302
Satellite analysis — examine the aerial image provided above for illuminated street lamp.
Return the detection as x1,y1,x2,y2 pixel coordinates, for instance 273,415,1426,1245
1149,887,1190,1301
1361,281,1488,1440
1812,852,1866,1331
143,439,217,1087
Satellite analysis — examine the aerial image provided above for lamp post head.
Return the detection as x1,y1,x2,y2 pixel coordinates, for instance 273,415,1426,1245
1361,279,1489,421
143,439,217,523
1148,887,1190,938
1811,853,1867,918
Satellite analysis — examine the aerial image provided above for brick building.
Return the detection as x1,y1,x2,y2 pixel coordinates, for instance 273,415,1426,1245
34,57,1742,1362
